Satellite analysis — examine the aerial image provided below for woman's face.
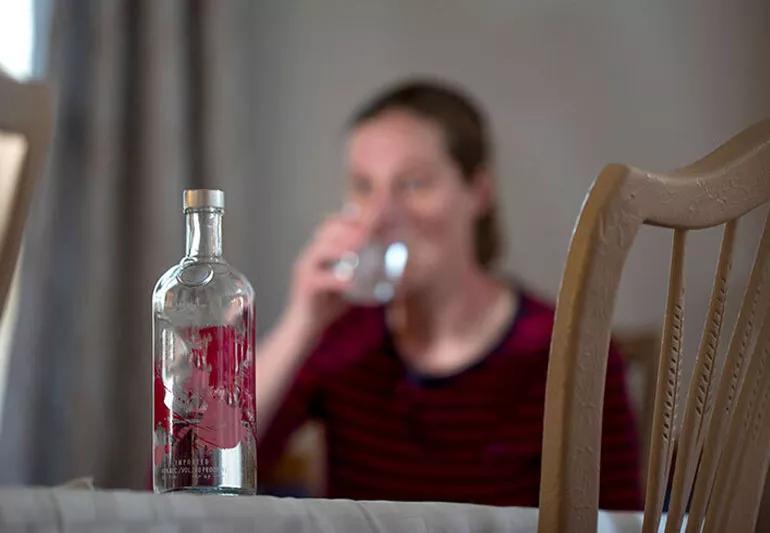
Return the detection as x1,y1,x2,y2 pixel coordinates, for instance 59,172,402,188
345,109,487,293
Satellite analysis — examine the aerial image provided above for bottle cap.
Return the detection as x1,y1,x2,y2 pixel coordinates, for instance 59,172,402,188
183,189,224,212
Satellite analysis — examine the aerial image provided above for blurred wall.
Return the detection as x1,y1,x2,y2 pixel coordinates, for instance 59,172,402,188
230,0,770,360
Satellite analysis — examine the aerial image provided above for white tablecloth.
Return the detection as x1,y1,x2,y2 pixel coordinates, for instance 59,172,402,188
0,487,648,532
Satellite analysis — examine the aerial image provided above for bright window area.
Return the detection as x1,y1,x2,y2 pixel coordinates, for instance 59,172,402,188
0,0,35,80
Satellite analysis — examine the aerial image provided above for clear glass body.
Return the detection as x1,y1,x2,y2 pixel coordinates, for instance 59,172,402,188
152,207,256,494
334,240,408,305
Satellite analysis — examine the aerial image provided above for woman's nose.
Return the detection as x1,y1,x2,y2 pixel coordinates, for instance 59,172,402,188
367,194,404,238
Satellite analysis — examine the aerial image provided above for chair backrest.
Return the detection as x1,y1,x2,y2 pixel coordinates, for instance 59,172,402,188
538,119,770,533
0,72,53,316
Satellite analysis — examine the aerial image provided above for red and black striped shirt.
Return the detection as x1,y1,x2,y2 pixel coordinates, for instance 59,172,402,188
259,291,642,509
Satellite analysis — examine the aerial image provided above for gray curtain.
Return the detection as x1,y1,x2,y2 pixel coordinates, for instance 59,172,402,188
0,0,266,489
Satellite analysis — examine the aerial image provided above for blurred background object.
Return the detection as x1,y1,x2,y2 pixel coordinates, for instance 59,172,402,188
0,0,768,490
0,71,54,414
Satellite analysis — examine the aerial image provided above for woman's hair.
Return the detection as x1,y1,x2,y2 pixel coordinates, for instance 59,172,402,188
349,79,502,268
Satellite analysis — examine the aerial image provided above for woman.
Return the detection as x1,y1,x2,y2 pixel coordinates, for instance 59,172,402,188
257,80,641,508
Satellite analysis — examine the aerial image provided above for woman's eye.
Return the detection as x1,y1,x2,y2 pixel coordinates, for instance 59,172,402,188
350,177,372,196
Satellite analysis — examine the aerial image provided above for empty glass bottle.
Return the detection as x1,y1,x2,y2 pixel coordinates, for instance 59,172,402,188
152,189,256,494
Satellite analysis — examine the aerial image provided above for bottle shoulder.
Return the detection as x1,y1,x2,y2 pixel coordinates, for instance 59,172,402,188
152,257,255,308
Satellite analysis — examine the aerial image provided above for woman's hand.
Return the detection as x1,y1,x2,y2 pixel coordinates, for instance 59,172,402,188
282,208,367,340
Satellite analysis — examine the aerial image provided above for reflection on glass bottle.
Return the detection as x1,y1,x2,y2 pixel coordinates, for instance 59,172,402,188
152,189,256,495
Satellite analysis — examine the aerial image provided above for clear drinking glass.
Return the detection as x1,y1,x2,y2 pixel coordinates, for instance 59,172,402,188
152,189,256,495
333,237,409,305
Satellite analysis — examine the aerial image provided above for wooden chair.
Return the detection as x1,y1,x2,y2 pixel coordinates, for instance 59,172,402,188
0,72,54,316
615,331,660,490
538,119,770,533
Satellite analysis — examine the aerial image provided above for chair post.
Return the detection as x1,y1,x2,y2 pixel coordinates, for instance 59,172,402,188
539,165,643,533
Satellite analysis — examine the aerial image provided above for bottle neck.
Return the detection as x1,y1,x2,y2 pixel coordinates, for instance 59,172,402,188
185,209,223,258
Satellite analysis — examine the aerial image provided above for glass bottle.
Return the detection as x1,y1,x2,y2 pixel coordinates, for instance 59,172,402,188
152,189,256,494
